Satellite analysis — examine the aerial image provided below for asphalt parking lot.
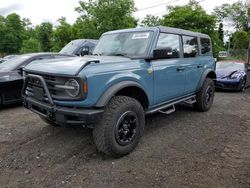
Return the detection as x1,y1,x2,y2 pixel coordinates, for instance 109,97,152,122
0,89,250,188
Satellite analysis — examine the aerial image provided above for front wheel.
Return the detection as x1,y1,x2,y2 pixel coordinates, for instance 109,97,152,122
93,96,145,157
239,78,246,92
194,78,215,112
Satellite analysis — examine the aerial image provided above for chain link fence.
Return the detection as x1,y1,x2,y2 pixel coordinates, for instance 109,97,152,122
218,49,249,61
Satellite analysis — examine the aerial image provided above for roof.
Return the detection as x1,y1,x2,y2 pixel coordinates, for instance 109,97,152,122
104,26,210,38
157,26,209,38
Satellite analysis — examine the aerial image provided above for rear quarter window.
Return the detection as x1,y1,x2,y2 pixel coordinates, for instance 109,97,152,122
200,37,212,55
182,36,198,58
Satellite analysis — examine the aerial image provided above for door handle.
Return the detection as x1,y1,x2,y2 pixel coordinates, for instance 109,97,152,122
197,64,203,68
177,67,185,72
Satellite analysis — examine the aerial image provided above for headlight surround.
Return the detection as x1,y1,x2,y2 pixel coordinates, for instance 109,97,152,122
54,76,87,100
65,79,80,97
230,72,243,80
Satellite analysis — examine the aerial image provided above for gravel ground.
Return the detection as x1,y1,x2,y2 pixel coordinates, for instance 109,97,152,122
0,89,250,188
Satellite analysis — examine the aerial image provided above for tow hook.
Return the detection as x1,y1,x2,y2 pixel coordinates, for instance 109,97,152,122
23,101,28,108
48,111,55,121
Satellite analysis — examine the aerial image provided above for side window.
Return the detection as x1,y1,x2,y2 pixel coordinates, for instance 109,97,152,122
182,36,198,58
200,37,211,55
156,33,180,58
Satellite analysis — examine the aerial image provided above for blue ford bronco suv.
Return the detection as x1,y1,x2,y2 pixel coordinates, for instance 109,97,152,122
23,26,216,157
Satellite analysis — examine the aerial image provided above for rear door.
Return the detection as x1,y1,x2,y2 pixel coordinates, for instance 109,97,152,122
152,33,186,104
182,35,204,94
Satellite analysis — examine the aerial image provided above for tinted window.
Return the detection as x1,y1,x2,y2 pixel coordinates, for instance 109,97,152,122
60,40,83,55
156,33,180,58
200,38,211,55
182,36,198,58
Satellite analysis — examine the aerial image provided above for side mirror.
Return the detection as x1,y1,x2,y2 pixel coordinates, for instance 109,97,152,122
17,66,24,76
80,46,90,56
153,47,174,59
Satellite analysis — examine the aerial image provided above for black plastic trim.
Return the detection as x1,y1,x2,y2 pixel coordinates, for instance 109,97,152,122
95,81,149,107
146,94,196,115
196,69,216,91
23,96,104,125
22,74,54,105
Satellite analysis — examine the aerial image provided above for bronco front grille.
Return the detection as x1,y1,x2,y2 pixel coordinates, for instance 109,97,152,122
25,73,70,101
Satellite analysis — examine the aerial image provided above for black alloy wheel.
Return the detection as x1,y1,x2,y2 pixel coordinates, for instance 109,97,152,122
115,111,138,146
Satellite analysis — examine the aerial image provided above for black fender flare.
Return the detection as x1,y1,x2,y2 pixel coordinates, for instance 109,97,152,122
196,69,216,91
95,81,148,107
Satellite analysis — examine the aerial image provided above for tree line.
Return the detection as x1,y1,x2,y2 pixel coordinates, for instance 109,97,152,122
0,0,249,57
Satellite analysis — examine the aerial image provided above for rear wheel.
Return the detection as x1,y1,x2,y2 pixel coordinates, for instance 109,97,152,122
39,115,60,127
194,78,215,112
93,96,145,157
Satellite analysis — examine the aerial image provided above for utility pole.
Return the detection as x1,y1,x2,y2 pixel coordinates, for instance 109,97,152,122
227,40,230,57
248,22,250,64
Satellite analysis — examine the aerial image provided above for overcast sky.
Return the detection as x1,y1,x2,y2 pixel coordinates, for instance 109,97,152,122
0,0,239,26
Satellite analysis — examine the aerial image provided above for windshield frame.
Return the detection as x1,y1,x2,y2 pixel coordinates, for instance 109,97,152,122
93,31,154,58
216,61,246,72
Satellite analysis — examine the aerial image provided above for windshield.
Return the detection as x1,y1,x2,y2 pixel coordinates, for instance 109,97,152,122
93,32,152,57
216,62,245,72
60,40,83,54
0,55,30,72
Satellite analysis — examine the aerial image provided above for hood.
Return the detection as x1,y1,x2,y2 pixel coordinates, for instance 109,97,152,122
0,71,11,81
0,71,21,82
216,69,245,79
24,56,131,76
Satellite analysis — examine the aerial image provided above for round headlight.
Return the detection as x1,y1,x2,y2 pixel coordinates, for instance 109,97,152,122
65,79,80,97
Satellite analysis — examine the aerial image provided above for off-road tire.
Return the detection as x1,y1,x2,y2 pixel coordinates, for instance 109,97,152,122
194,78,215,112
39,115,60,127
93,96,145,157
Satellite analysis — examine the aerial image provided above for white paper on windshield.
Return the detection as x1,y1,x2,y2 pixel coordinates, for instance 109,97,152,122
132,33,150,39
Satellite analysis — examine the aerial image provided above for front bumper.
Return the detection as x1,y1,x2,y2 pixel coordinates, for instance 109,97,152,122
215,80,241,90
22,74,103,125
23,97,103,125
